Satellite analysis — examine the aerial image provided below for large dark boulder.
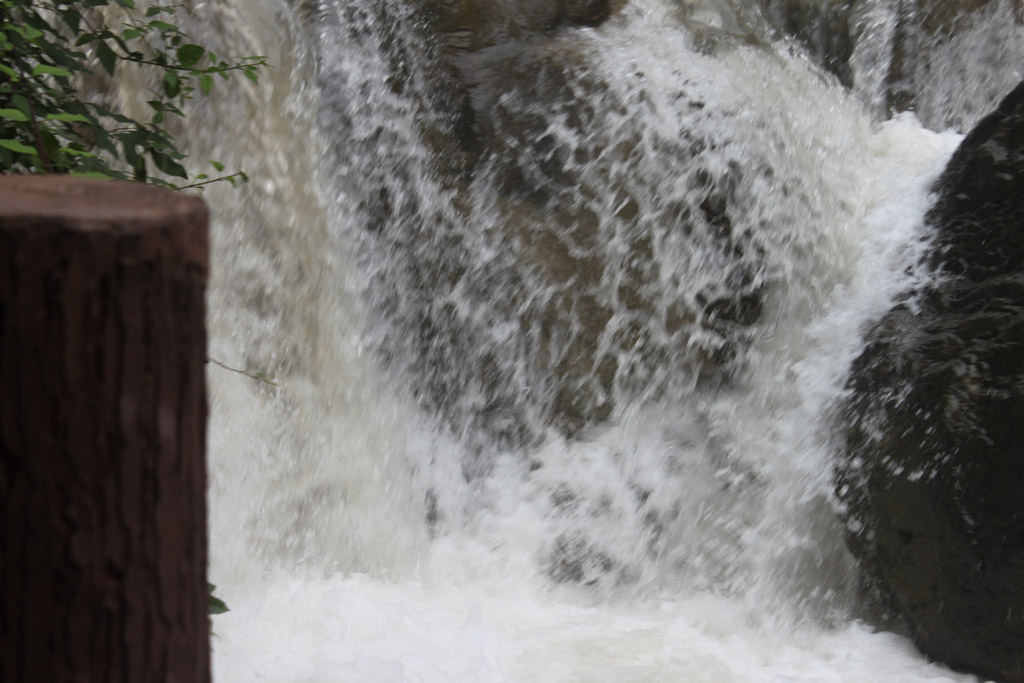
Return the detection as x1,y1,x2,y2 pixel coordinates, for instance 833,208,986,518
839,81,1024,682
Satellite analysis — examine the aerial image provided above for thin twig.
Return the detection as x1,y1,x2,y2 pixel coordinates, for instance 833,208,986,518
121,57,267,73
207,357,278,386
77,6,265,74
175,172,245,190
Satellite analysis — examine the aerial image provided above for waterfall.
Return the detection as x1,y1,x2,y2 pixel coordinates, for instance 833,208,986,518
848,0,1024,130
148,0,1021,679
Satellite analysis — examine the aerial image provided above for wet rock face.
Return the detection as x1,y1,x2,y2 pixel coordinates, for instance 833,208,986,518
473,43,766,437
755,0,855,84
915,0,1019,33
383,0,770,445
418,0,626,144
839,81,1024,683
874,0,1024,129
362,0,852,461
740,0,1023,130
423,0,621,52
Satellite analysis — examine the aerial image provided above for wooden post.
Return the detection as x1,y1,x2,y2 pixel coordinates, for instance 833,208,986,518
0,176,210,683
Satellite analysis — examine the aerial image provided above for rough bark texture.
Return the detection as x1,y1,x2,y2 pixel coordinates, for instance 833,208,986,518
0,176,210,683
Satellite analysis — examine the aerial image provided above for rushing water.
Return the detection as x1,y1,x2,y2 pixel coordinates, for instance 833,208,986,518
155,0,1022,680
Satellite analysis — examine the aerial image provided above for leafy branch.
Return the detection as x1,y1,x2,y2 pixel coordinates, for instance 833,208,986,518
0,0,268,188
2,0,275,617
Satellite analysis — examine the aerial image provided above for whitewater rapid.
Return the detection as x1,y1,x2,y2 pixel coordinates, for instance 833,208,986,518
159,0,1006,680
207,114,971,682
212,575,972,683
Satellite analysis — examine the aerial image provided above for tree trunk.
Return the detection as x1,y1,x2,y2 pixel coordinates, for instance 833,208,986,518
0,176,210,683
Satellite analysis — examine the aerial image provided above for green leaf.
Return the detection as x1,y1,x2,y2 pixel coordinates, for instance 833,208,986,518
10,95,29,118
60,147,97,157
145,6,161,16
0,64,17,79
122,28,141,40
176,44,204,68
163,71,180,98
244,68,258,84
199,73,213,95
207,583,229,615
150,150,187,178
148,20,176,32
122,139,141,167
45,138,62,161
210,160,224,171
59,8,83,34
92,129,117,156
46,113,91,123
0,108,28,122
31,64,73,78
96,41,117,76
208,594,229,615
0,139,38,155
109,32,131,53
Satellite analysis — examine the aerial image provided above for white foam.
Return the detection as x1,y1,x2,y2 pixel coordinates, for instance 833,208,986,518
209,112,973,683
212,573,980,683
198,1,985,681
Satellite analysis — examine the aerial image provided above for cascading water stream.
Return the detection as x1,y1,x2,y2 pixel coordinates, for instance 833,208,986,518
140,0,1023,680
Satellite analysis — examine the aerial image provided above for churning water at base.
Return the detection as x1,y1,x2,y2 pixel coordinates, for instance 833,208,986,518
166,0,1018,680
207,115,969,683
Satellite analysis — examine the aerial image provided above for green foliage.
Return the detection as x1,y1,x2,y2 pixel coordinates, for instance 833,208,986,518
207,583,229,616
0,0,268,188
1,0,255,618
